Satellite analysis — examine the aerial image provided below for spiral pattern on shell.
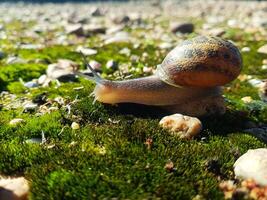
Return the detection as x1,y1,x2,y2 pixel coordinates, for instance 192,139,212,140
157,36,242,87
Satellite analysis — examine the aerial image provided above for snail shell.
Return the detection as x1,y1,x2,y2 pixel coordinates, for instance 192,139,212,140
156,36,242,87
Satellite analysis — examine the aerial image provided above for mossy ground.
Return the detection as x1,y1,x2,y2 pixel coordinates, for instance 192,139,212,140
0,15,267,200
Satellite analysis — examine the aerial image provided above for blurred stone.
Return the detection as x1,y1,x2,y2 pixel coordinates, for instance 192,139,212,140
106,60,118,70
46,59,78,82
259,80,267,102
90,7,103,17
24,81,38,88
71,122,80,130
84,24,106,35
170,22,194,34
241,47,251,52
112,15,130,24
159,113,202,139
234,148,267,186
119,47,131,56
89,60,102,72
0,177,29,200
241,96,253,103
76,46,97,56
104,31,131,44
37,74,48,85
9,118,24,126
6,56,26,64
159,42,172,49
20,44,43,50
208,28,225,37
23,102,38,113
257,44,267,54
66,24,84,36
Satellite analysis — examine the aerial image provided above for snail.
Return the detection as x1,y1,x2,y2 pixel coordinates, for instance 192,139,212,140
77,36,242,116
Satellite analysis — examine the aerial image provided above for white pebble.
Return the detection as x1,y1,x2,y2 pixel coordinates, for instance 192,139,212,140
9,118,24,126
159,113,202,139
234,148,267,186
71,122,80,130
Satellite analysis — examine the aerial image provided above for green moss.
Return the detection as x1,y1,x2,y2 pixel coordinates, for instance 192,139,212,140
0,63,46,92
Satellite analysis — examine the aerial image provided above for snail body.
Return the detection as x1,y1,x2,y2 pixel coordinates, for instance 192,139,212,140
78,36,242,115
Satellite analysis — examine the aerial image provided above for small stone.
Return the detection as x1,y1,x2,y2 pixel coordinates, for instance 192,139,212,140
259,80,267,102
261,65,267,70
0,176,29,200
241,96,253,103
37,74,48,85
89,60,102,72
241,47,251,52
119,47,131,56
208,28,225,37
234,148,267,186
90,7,103,17
262,59,267,65
170,22,194,34
66,24,84,36
9,118,24,126
23,102,38,113
76,46,97,56
20,44,43,50
159,42,172,49
24,81,38,88
83,24,106,35
6,56,26,64
112,15,130,24
159,113,202,139
164,160,175,172
46,59,78,82
71,122,80,130
106,60,118,70
248,78,263,88
25,138,42,144
257,44,267,54
104,32,131,44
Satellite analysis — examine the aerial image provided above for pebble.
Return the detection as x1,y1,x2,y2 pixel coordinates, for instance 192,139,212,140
112,15,130,24
119,47,131,56
83,24,106,35
23,81,38,88
261,65,267,70
208,28,225,37
248,78,263,88
159,42,173,49
23,102,38,112
159,113,202,139
106,60,118,70
90,7,103,17
71,122,80,130
257,44,267,54
89,60,102,72
0,176,29,200
46,59,78,82
259,80,267,102
9,118,25,126
234,148,267,186
65,24,84,36
76,46,97,56
241,96,253,103
6,56,26,64
241,47,251,52
170,22,194,34
37,74,48,85
104,31,131,44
